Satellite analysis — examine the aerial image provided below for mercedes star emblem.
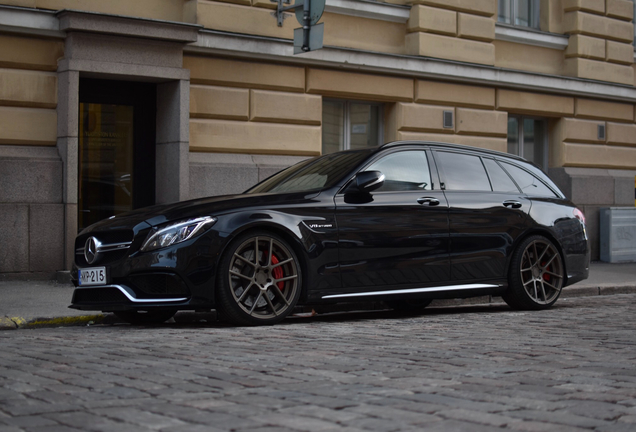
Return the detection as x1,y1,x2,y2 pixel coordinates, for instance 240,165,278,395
84,236,101,265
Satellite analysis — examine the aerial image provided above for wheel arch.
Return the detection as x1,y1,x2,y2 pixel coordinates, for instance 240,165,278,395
507,228,568,284
215,222,311,304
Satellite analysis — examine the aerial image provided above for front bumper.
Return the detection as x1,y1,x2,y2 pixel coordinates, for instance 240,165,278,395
70,229,227,312
70,284,190,311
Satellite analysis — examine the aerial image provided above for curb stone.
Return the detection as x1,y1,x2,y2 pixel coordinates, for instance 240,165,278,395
0,315,105,330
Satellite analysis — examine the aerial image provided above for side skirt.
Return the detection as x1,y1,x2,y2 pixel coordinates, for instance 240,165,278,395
321,283,502,300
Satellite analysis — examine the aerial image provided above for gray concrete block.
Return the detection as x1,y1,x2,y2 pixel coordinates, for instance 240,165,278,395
570,175,614,206
613,174,636,206
0,158,63,204
0,205,29,272
29,204,65,272
157,80,189,144
156,141,189,203
56,70,79,139
57,137,78,204
189,163,258,199
65,204,77,270
548,168,573,201
66,33,183,68
583,205,601,261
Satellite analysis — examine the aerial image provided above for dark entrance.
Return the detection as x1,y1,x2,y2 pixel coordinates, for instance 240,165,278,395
78,79,156,231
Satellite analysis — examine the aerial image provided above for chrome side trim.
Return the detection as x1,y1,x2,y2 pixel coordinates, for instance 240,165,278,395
321,283,499,299
75,284,188,303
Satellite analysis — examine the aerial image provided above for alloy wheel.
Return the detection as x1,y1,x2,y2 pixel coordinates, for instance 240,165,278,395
519,239,564,305
228,235,299,320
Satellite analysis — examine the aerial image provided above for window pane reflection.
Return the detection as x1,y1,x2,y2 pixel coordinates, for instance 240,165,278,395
349,104,380,151
507,117,519,155
79,103,134,230
322,100,345,154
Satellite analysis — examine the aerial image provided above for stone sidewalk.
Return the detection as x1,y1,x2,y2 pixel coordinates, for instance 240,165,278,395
1,261,636,329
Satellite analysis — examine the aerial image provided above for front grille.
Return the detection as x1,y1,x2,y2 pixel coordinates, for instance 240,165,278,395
75,230,136,266
73,288,129,304
128,273,190,296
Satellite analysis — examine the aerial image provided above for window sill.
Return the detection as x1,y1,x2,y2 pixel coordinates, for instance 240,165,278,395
495,23,568,50
324,0,410,23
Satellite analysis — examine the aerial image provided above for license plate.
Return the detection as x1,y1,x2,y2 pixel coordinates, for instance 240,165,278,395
78,267,107,286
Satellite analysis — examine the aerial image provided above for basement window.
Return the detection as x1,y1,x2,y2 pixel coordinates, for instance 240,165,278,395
322,100,383,154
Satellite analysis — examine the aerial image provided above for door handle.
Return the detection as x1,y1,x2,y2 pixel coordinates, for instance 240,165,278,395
417,197,440,206
503,200,522,209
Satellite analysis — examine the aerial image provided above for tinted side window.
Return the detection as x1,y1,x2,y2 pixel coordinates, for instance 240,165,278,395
483,158,519,193
437,151,491,191
365,150,432,192
501,162,558,197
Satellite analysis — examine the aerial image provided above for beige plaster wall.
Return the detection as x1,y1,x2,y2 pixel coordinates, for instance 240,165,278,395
1,0,188,21
194,1,407,55
494,41,565,76
406,1,496,65
562,0,635,84
0,36,59,147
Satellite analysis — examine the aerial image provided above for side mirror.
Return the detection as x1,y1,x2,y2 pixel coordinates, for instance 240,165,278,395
347,171,385,193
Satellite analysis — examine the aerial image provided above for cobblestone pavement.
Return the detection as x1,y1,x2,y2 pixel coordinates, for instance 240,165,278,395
1,295,636,432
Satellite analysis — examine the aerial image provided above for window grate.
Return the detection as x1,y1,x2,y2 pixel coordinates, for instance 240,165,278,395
598,124,606,141
443,110,454,129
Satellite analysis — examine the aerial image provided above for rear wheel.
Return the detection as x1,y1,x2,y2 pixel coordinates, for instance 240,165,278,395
216,232,302,326
503,235,564,310
114,310,175,325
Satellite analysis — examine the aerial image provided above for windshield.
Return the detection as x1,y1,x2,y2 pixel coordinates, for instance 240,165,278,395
246,149,374,194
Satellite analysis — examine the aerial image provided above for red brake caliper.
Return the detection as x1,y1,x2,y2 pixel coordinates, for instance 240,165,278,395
542,261,551,282
270,255,285,290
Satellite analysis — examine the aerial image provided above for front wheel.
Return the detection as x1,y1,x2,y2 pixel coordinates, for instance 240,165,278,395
503,235,565,310
216,232,302,326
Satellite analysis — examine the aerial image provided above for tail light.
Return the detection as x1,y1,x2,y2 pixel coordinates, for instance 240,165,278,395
573,208,586,225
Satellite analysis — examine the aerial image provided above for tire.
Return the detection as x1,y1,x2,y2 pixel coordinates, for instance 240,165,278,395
114,310,176,325
385,299,432,312
216,231,302,326
502,235,565,310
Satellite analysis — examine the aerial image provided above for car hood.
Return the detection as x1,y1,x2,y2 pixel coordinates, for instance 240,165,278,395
81,191,321,235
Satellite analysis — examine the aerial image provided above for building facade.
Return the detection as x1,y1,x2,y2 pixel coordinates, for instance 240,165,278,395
0,0,635,277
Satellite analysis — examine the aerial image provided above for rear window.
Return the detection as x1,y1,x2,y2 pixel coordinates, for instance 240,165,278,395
483,158,519,193
500,162,558,197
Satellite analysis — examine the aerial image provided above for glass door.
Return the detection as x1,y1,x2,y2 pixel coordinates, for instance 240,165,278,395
78,79,156,231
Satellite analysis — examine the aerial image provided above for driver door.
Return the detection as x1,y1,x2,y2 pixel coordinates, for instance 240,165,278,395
334,149,450,293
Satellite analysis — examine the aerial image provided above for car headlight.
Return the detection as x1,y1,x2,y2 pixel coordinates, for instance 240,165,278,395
141,216,217,252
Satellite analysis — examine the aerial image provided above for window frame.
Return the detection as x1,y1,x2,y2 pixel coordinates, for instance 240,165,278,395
322,98,384,154
507,114,549,171
433,150,493,192
363,149,434,193
498,0,541,30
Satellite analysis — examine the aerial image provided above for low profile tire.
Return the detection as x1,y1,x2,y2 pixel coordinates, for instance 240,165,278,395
502,235,565,310
114,310,176,325
385,299,432,312
216,231,302,326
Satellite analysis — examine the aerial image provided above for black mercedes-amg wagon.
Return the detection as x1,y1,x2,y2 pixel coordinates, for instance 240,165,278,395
70,141,590,325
